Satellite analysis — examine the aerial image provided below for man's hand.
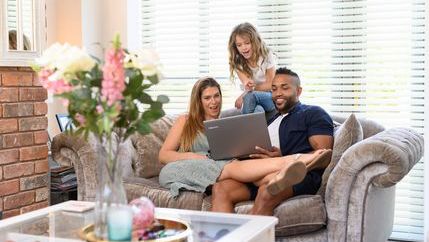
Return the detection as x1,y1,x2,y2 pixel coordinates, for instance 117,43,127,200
249,146,281,159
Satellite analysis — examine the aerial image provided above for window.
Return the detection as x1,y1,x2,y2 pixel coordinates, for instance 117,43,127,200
0,0,46,66
135,0,426,240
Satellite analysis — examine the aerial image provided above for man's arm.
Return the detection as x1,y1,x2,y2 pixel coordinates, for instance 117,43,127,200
308,135,333,151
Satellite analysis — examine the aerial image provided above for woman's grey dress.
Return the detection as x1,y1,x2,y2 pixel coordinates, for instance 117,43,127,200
159,132,230,197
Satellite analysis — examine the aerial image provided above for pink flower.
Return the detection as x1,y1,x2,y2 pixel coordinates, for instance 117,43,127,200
75,113,86,126
102,48,126,106
96,105,104,114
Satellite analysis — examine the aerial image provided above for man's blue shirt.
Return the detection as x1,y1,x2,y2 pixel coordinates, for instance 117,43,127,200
268,102,334,156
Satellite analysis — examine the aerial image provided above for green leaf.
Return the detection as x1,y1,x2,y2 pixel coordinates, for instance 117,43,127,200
138,92,154,104
136,121,152,135
147,75,159,84
156,95,169,104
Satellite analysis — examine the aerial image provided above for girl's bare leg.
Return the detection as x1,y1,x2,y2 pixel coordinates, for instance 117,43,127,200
218,151,324,183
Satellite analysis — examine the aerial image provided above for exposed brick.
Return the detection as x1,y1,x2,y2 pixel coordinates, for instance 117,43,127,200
0,105,2,117
34,102,47,116
34,159,49,174
20,145,48,161
0,135,2,149
33,75,42,86
0,119,18,134
19,117,48,131
4,191,34,210
3,209,20,218
3,162,34,179
0,67,18,71
0,166,2,181
35,187,49,202
21,201,49,214
0,149,19,165
0,88,19,102
0,198,3,211
20,174,48,191
3,133,34,148
2,72,33,86
19,87,47,101
0,179,19,196
17,67,33,72
34,131,48,144
3,103,34,117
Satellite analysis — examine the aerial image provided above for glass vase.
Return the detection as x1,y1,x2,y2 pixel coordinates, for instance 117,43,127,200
93,136,128,240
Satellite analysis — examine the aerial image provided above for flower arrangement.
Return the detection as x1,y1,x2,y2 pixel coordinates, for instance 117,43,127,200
33,35,168,239
33,34,168,142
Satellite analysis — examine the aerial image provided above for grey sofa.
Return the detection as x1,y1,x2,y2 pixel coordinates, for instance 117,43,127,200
51,113,423,242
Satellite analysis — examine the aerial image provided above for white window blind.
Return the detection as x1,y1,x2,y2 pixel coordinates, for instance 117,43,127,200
138,0,426,240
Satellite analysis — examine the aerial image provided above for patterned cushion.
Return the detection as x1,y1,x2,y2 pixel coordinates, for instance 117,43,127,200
234,195,327,236
131,115,176,178
124,176,204,210
318,113,363,197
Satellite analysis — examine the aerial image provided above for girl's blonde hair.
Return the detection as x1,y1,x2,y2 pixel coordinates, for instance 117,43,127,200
228,22,270,80
179,77,222,152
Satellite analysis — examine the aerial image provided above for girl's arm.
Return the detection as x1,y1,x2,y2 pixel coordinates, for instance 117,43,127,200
255,66,275,91
236,69,255,91
158,115,207,164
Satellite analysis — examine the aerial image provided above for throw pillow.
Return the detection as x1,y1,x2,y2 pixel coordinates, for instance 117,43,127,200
317,113,363,197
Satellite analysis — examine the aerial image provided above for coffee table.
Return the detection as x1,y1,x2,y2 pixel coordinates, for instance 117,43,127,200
0,201,277,241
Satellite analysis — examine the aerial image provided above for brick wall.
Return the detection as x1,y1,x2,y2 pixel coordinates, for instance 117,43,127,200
0,67,49,219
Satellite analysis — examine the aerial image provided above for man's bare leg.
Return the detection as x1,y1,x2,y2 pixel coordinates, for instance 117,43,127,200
211,179,251,213
250,184,293,216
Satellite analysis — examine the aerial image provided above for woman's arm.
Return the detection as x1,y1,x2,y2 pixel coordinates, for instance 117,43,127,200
255,66,275,91
158,115,207,164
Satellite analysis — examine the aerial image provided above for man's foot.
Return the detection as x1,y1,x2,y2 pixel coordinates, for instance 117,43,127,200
305,149,332,171
266,160,307,196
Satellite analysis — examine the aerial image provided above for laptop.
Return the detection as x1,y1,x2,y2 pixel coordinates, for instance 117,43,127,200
204,112,272,160
55,114,75,132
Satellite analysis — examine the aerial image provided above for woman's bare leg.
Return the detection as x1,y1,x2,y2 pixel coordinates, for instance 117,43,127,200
218,151,323,182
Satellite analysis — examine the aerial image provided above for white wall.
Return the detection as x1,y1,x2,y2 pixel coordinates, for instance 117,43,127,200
45,0,82,138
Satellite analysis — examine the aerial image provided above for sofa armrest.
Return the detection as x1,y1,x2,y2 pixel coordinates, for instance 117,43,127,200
325,127,423,242
51,133,99,201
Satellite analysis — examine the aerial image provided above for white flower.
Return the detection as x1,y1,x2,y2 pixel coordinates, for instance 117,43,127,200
127,49,161,77
36,43,96,81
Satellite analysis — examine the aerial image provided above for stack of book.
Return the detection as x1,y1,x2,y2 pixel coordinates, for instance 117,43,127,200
51,166,77,192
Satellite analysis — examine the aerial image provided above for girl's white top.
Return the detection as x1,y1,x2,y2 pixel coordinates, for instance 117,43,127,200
239,50,276,90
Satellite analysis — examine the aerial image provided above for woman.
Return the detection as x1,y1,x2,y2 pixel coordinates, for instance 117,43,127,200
158,77,331,197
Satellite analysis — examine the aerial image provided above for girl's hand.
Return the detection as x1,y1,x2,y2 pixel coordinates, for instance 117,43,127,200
188,152,209,160
235,95,243,109
244,81,255,91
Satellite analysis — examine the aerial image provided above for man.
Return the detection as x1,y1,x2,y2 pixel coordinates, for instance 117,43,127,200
211,67,334,215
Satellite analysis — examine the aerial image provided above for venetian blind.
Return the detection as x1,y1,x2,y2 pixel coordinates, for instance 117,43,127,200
139,0,426,240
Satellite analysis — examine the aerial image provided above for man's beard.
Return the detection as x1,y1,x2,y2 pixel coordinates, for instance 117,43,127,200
275,96,298,114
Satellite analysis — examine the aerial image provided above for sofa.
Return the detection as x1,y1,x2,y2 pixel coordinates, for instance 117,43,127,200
51,112,424,242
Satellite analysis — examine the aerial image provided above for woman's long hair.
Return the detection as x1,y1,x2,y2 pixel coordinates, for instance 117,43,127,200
228,22,270,81
179,77,222,152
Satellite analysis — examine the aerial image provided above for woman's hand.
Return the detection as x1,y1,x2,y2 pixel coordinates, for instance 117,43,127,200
187,152,209,160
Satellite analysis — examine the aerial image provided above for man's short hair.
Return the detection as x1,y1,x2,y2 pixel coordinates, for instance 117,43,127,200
276,67,301,87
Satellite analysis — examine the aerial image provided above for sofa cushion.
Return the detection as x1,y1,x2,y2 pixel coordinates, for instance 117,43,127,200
124,176,204,210
131,115,176,178
234,195,327,236
318,114,363,196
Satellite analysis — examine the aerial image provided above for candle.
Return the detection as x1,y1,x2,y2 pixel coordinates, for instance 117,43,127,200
107,205,133,241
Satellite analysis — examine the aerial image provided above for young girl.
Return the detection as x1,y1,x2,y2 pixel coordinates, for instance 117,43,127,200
228,22,276,115
158,77,332,198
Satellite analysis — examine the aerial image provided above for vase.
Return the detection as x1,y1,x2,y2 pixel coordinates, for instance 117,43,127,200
93,135,128,240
